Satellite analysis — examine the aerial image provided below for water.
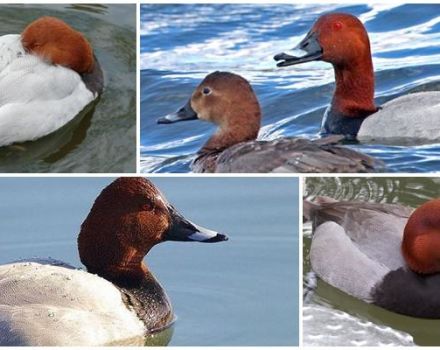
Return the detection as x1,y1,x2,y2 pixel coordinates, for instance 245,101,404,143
304,177,440,346
0,177,299,346
0,4,136,173
140,4,440,173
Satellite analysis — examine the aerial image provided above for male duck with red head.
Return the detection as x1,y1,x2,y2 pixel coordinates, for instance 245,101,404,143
158,71,383,173
0,177,227,345
274,13,440,142
0,16,103,146
305,196,440,318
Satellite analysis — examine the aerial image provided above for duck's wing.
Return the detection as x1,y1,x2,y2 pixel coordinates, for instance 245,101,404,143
310,221,390,302
214,137,384,173
0,261,144,346
306,198,412,272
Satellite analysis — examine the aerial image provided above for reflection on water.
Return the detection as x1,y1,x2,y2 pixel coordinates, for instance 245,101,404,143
0,4,136,173
141,4,440,173
104,324,174,346
0,101,96,171
304,177,440,346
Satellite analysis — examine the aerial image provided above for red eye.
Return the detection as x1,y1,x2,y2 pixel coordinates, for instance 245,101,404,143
141,203,153,211
333,22,343,31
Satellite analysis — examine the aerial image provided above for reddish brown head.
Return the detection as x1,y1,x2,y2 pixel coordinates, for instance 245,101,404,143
274,13,377,118
158,71,261,152
402,199,440,274
78,177,227,286
311,13,371,67
21,16,94,73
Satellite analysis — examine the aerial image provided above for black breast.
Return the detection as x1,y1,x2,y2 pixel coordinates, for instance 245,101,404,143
81,55,104,95
372,267,440,318
320,106,369,138
117,272,174,332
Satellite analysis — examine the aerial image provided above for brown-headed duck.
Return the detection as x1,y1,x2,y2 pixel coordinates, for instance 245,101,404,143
158,71,384,173
274,13,440,143
0,16,103,146
0,177,227,345
305,196,440,318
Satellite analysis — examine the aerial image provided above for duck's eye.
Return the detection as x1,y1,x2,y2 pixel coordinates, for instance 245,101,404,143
333,22,343,31
202,87,212,96
140,203,154,211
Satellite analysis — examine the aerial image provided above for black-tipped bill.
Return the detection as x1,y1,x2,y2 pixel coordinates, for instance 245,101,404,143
274,31,323,67
157,99,198,124
164,206,228,243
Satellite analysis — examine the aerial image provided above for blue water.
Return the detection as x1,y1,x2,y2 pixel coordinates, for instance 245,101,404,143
0,177,299,346
140,4,440,173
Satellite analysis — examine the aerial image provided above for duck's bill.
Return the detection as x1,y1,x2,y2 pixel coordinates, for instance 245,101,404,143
274,51,323,67
164,206,228,243
274,31,323,67
157,100,197,124
188,223,229,243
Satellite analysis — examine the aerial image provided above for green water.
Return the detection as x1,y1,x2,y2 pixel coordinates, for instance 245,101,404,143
304,177,440,346
0,4,136,172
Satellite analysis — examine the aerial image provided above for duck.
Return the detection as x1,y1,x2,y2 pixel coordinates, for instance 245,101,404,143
157,71,384,173
274,12,440,143
0,16,103,147
0,177,227,346
305,196,440,318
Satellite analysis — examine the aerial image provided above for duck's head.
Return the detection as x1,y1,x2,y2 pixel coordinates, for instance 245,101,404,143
157,71,261,150
21,16,94,73
274,13,371,68
78,177,227,285
402,199,440,274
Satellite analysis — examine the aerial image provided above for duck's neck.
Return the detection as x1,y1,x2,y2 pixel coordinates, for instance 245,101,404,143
99,259,174,332
331,58,377,118
199,118,260,155
80,234,174,331
117,269,174,332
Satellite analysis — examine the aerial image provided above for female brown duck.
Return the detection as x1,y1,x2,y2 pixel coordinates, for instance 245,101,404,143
158,71,384,173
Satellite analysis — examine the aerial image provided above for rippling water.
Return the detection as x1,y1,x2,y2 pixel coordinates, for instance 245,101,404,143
0,4,136,173
0,177,298,346
304,177,440,346
140,4,440,173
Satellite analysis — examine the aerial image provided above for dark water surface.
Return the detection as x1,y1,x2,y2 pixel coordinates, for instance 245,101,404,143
0,4,136,172
304,177,440,346
0,177,299,346
140,4,440,173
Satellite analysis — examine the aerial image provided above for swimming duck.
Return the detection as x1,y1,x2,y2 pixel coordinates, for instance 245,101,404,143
157,71,383,173
0,177,227,346
305,196,440,318
274,13,440,142
0,16,103,147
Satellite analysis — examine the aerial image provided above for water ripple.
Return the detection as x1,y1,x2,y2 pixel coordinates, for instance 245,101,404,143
141,4,440,173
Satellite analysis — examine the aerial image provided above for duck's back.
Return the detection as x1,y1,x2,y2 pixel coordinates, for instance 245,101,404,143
0,34,96,146
358,91,440,143
306,198,412,301
197,137,384,173
0,260,144,346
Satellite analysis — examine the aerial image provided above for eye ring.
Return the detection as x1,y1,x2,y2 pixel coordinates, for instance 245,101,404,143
202,87,212,96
